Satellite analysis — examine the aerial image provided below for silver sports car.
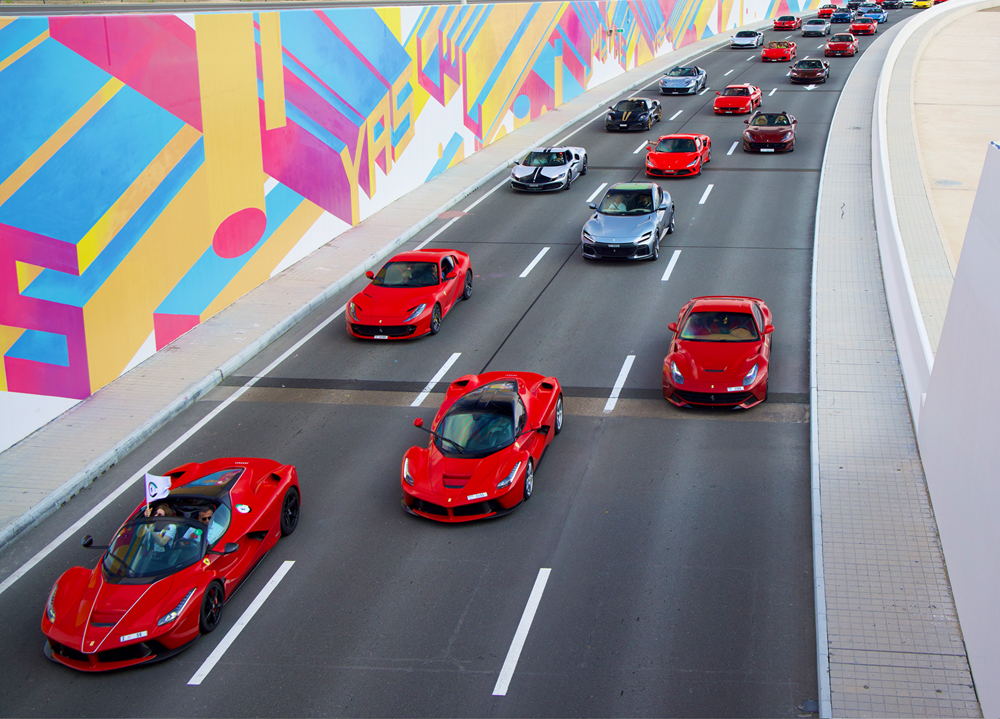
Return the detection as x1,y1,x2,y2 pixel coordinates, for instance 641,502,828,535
581,182,675,261
730,30,764,48
658,66,707,95
510,146,588,191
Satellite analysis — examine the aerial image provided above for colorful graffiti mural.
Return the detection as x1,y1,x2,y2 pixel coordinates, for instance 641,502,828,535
0,0,813,450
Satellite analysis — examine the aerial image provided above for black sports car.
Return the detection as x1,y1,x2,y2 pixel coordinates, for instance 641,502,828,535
605,97,662,132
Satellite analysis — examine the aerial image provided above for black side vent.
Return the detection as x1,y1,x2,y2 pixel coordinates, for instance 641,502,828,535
540,382,554,390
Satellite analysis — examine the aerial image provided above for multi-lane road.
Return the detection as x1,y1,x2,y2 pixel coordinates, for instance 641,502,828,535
0,12,919,717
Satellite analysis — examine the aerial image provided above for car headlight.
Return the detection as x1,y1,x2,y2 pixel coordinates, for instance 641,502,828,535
639,232,652,243
157,588,196,627
46,581,57,622
404,304,427,323
582,230,595,243
743,363,759,386
638,113,648,120
646,156,654,165
606,113,614,121
496,462,521,490
671,361,685,385
348,301,359,321
744,131,753,139
781,132,794,141
686,158,700,168
403,457,414,486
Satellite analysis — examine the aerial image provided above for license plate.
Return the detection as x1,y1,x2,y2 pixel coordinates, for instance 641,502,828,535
620,124,628,128
761,148,775,153
608,244,620,248
725,110,733,114
374,334,389,340
727,386,745,392
466,492,488,501
120,631,147,643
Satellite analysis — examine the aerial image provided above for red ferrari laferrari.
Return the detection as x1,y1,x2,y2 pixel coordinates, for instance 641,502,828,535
713,84,762,114
401,372,563,522
762,41,796,61
662,296,773,409
347,249,472,340
645,134,711,177
42,457,300,671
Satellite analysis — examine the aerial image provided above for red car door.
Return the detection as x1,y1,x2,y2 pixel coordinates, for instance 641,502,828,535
440,256,463,313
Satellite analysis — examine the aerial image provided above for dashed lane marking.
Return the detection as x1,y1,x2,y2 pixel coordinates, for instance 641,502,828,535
633,140,649,154
604,355,636,414
669,110,683,120
698,183,715,205
769,87,777,96
724,68,734,76
587,183,608,203
519,247,550,278
492,568,551,697
728,141,738,155
411,352,462,407
661,249,682,281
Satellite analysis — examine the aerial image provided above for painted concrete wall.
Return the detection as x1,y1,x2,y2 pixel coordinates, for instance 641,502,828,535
0,0,816,451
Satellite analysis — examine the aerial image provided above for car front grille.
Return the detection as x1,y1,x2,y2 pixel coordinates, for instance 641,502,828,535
98,641,161,664
594,244,639,258
351,324,417,338
660,87,692,94
748,141,788,150
48,640,88,663
674,390,754,406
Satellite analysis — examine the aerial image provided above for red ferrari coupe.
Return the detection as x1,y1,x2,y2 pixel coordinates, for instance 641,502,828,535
401,372,562,522
762,41,796,61
773,14,803,29
850,16,877,33
818,4,838,18
713,84,762,114
825,33,860,55
347,249,472,340
42,457,300,672
645,134,712,177
663,296,773,409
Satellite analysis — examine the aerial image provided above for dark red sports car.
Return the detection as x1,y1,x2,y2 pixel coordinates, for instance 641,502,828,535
743,111,797,152
42,457,300,671
850,16,877,33
773,14,803,29
347,249,472,340
825,33,860,56
663,296,773,409
401,372,563,522
818,4,838,18
713,84,762,114
789,58,831,83
762,40,796,61
645,134,712,177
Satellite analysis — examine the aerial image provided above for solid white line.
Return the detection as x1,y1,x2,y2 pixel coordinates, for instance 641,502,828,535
0,305,347,599
727,141,738,156
492,568,551,696
668,110,682,121
633,140,648,154
415,217,459,250
586,182,608,203
519,247,550,278
463,176,512,213
723,68,734,76
661,250,682,282
603,355,635,414
411,352,462,407
769,87,777,96
187,560,295,686
698,184,714,205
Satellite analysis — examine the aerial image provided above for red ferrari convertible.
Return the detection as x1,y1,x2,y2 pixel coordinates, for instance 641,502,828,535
42,457,300,671
713,84,762,114
825,33,860,56
662,296,773,409
645,134,711,177
762,41,796,61
401,372,563,522
773,14,803,29
346,249,472,340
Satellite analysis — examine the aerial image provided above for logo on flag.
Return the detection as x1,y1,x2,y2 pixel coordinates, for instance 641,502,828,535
145,473,171,504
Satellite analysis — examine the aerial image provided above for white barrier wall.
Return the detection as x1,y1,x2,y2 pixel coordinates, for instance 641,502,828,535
918,140,1000,718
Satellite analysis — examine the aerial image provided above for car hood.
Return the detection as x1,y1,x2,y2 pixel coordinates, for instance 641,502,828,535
608,109,648,121
715,95,753,107
583,212,658,239
746,125,793,138
731,37,757,44
648,151,699,170
671,341,762,382
791,67,826,75
762,47,791,54
511,165,567,182
423,452,503,500
354,286,432,317
828,39,854,46
660,76,696,87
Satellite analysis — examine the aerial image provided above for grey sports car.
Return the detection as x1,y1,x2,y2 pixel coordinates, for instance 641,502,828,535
510,146,588,191
581,182,675,261
730,30,764,48
658,66,708,95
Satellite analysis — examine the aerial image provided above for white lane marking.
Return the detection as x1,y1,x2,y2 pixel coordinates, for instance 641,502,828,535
464,176,510,212
785,34,793,39
769,87,777,96
0,304,347,599
668,110,683,121
661,250,682,282
587,183,608,203
633,140,649,154
604,355,635,414
411,352,462,407
746,55,755,61
187,560,295,686
698,184,715,205
519,247,550,278
415,218,459,250
492,568,551,696
786,71,791,76
817,44,825,49
723,68,734,76
727,141,738,156
698,86,710,95
805,84,817,91
804,55,811,59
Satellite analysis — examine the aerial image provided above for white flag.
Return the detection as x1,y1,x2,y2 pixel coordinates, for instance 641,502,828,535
145,473,171,503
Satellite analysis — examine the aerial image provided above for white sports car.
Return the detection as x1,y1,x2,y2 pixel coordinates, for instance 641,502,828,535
730,30,764,48
510,146,588,192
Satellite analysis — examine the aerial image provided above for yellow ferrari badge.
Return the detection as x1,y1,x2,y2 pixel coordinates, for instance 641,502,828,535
203,558,210,565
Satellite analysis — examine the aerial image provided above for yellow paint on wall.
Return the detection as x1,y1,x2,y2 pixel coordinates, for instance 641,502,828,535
0,75,123,215
76,124,202,274
15,262,44,294
260,12,286,131
693,0,717,38
0,18,16,31
200,200,325,319
195,13,265,237
376,7,402,42
0,27,47,73
0,326,27,392
82,166,212,391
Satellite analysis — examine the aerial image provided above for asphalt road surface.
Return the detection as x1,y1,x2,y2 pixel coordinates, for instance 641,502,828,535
0,13,920,717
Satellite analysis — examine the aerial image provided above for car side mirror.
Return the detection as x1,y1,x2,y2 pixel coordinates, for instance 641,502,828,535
764,324,774,334
209,542,240,555
588,202,597,210
81,535,108,550
365,270,374,280
715,91,721,96
536,425,551,435
791,119,797,124
744,119,750,125
668,322,678,332
443,271,456,281
413,417,424,428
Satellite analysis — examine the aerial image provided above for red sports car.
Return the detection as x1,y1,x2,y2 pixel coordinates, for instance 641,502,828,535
762,40,796,61
401,372,562,522
773,14,803,29
645,134,712,177
713,84,762,114
663,296,773,409
346,249,472,340
42,457,300,671
850,17,877,33
818,4,838,17
743,111,797,152
825,33,860,55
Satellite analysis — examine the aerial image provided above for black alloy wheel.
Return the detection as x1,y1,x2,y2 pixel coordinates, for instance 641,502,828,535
581,157,588,175
650,236,660,261
522,460,534,501
666,211,675,234
429,304,442,335
280,486,299,536
200,582,224,634
462,270,473,300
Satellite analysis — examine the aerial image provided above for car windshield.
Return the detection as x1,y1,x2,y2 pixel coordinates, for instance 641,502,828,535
767,41,791,48
103,518,205,582
372,261,439,288
796,60,825,68
437,380,522,457
598,188,656,215
613,100,646,113
751,113,791,126
654,138,697,153
523,151,567,167
831,34,854,41
721,86,750,96
855,17,874,22
680,312,759,342
778,15,795,20
735,31,757,37
667,67,697,77
805,19,826,24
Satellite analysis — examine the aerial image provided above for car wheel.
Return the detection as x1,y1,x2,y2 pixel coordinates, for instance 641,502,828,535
564,174,572,190
199,581,224,634
581,157,588,175
666,212,675,235
650,236,660,261
707,148,712,163
645,117,652,131
522,459,534,501
462,270,473,300
429,304,442,335
554,394,564,434
279,486,300,536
